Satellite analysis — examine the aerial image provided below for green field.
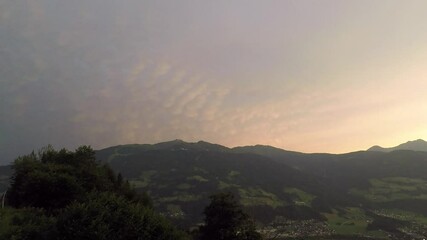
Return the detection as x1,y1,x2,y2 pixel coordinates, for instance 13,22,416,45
239,187,284,208
129,170,157,188
349,177,427,202
218,180,240,190
227,170,240,180
186,175,209,182
375,209,427,225
159,193,202,203
323,208,388,238
324,208,370,235
284,187,315,206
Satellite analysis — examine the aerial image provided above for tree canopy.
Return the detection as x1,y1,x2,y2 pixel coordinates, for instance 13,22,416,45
199,192,262,240
0,146,188,240
7,145,140,210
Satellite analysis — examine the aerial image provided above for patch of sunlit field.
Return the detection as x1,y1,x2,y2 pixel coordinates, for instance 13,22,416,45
375,209,427,225
349,177,427,202
324,207,386,239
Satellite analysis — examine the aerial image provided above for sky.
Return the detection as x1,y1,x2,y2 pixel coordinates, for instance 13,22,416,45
1,0,427,164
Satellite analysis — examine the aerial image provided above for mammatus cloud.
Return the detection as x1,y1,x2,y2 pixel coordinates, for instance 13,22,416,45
1,1,427,163
68,59,232,147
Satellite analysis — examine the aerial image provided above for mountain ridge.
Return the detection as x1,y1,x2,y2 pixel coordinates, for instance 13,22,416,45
94,139,427,237
2,139,427,237
97,138,427,157
367,139,427,152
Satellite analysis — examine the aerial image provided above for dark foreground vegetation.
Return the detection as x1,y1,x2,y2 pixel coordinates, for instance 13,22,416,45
0,146,188,239
0,146,262,240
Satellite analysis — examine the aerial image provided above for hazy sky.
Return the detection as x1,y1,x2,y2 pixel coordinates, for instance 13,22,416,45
1,0,427,163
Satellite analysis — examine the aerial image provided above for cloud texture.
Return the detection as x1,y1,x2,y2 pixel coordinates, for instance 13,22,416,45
1,0,427,163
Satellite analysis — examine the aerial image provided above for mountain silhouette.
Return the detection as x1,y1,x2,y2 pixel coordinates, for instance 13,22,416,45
368,139,427,152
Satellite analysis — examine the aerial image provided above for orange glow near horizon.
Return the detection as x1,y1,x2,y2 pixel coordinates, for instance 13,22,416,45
2,1,427,162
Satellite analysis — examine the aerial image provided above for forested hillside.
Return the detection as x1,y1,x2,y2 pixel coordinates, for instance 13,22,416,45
94,140,427,239
0,146,189,240
2,140,427,239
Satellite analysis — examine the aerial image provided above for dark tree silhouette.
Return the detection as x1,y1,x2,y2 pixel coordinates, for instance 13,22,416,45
199,192,262,240
7,145,141,210
2,146,189,240
56,192,188,240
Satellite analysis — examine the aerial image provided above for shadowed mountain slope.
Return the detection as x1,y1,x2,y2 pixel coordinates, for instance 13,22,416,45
2,139,427,236
96,142,344,227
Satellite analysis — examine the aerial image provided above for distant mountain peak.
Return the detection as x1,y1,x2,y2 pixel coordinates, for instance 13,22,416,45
407,139,426,144
99,140,232,155
368,139,427,152
367,145,385,151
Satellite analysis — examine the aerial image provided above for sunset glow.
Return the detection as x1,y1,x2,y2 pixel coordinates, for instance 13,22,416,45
1,0,427,163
